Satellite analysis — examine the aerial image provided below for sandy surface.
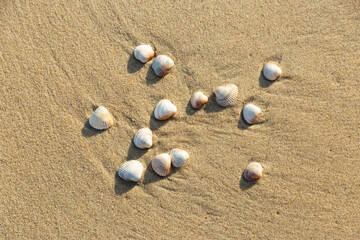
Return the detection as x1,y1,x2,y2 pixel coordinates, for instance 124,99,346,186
1,0,359,239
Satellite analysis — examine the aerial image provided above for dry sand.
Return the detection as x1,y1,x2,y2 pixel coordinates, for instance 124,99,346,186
1,0,359,239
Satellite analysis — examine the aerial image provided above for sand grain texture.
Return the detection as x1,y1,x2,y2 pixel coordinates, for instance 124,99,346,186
1,1,359,239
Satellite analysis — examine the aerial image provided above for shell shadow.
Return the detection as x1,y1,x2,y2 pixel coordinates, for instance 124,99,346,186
146,66,162,85
149,113,171,130
127,54,145,73
142,162,181,185
81,120,105,137
203,93,226,113
259,70,275,88
114,172,137,195
185,101,198,116
237,109,250,130
126,141,148,160
239,174,256,190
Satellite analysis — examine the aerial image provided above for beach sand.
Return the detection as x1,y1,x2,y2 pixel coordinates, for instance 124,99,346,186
1,1,359,239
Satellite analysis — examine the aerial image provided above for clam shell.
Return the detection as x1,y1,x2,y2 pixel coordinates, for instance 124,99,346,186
151,55,174,77
243,162,263,181
243,104,261,124
118,160,144,182
134,45,155,63
190,92,208,109
170,148,189,167
89,106,114,130
151,153,171,176
214,84,238,107
154,99,177,120
263,62,282,81
133,128,153,149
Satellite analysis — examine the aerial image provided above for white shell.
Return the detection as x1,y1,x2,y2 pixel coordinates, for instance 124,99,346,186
134,45,155,63
89,106,114,130
263,62,282,81
118,160,144,182
243,162,263,181
170,149,189,167
133,128,153,149
154,99,177,120
243,104,261,124
152,153,172,176
151,55,174,77
214,84,238,107
190,92,208,109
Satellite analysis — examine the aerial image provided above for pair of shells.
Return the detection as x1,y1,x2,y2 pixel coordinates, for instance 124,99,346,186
243,162,263,181
133,128,153,149
263,62,282,81
152,149,189,176
134,45,174,77
242,104,262,124
190,92,208,109
214,84,238,107
89,106,115,130
154,99,177,120
118,160,144,182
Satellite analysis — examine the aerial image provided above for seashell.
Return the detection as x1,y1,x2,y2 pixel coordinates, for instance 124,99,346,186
243,162,263,181
151,55,174,77
170,148,189,167
154,99,177,120
118,160,144,182
190,92,208,109
134,45,155,63
89,106,114,130
263,62,282,81
242,104,261,124
151,153,172,176
133,128,153,149
214,84,238,107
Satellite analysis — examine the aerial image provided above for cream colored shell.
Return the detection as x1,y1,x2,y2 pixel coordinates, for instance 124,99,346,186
243,104,261,124
118,160,144,182
154,99,177,120
133,128,153,149
190,92,208,109
243,162,263,181
170,148,189,167
214,84,238,107
151,55,174,77
263,62,282,81
89,106,114,130
151,153,172,176
134,45,155,63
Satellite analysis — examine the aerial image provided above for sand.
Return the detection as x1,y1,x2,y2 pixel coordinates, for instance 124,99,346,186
1,0,359,239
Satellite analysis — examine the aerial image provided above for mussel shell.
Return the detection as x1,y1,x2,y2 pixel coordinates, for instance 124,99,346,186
151,153,172,176
89,106,114,130
243,104,261,124
214,84,238,107
118,160,144,182
151,55,174,77
133,128,153,149
243,162,263,181
154,99,177,120
170,148,189,167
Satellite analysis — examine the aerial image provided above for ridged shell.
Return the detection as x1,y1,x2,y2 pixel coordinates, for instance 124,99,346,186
89,106,114,130
133,128,153,149
151,153,171,176
243,162,263,181
151,55,174,77
154,99,177,120
134,45,155,63
118,160,144,182
263,62,282,81
190,92,208,109
214,84,238,107
243,104,261,124
170,148,189,167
